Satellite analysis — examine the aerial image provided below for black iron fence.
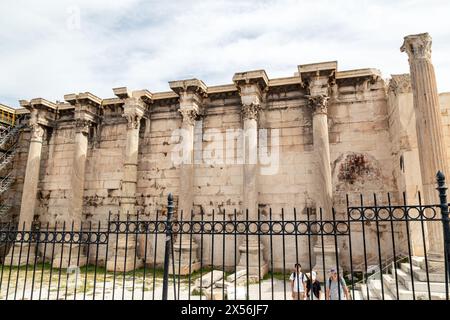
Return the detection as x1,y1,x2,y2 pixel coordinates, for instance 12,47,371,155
0,173,449,300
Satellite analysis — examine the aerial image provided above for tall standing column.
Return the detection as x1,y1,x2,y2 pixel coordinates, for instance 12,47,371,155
233,71,269,279
309,95,338,276
51,119,90,268
6,107,45,265
401,33,449,270
310,96,333,219
298,62,338,278
168,80,206,275
242,103,259,218
53,93,102,268
106,97,145,272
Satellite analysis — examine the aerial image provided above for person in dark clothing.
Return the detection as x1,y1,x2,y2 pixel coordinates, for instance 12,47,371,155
305,271,322,300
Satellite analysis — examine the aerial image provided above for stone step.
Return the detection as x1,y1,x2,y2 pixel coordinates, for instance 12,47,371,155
384,272,447,300
359,283,381,300
400,262,447,283
411,256,425,269
351,288,363,301
393,267,448,293
367,278,395,300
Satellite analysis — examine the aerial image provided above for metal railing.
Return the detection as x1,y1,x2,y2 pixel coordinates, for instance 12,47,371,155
0,173,449,300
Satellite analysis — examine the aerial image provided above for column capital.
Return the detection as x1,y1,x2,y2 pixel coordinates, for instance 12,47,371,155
178,107,199,126
30,122,45,141
388,74,412,95
74,119,91,135
28,108,45,141
241,102,261,121
401,33,432,61
169,79,207,126
122,98,146,129
308,95,329,116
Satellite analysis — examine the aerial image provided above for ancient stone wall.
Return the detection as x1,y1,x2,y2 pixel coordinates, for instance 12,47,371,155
6,65,449,270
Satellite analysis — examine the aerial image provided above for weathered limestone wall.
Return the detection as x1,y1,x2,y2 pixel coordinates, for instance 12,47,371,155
8,65,448,271
84,121,127,222
37,126,74,224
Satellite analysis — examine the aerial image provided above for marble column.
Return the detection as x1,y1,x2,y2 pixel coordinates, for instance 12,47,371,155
6,111,44,265
237,102,268,278
170,93,201,275
106,98,144,272
401,33,449,270
242,103,259,217
309,95,338,278
52,119,90,268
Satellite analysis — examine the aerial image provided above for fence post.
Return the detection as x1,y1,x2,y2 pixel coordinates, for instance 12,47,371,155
162,193,174,300
436,171,450,287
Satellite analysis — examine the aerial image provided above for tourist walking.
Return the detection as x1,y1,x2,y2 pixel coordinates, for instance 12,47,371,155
290,263,307,300
325,267,350,300
305,270,322,300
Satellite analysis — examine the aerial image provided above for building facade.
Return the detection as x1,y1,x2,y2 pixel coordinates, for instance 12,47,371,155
1,33,449,274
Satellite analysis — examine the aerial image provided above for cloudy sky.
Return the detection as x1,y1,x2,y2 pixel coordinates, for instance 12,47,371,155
1,0,450,107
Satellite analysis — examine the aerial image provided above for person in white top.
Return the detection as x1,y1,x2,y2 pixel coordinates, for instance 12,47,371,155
289,263,307,300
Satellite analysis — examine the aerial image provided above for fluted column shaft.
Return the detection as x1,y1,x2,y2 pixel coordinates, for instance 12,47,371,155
70,120,89,228
402,33,448,261
106,100,144,272
19,121,44,230
178,111,196,214
242,104,259,220
311,98,333,220
121,120,140,218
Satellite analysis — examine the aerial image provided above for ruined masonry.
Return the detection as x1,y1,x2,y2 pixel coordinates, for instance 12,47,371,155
1,33,449,277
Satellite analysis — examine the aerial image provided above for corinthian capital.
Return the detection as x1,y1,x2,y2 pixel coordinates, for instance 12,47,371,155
308,95,329,116
30,123,44,141
179,107,199,126
241,103,260,121
75,119,91,135
122,98,145,129
401,33,432,61
389,74,412,95
28,109,45,141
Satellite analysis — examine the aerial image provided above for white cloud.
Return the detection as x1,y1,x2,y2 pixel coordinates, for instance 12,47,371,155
1,0,450,107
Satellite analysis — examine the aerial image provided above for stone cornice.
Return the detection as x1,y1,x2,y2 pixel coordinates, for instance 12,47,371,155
232,70,269,92
30,98,57,111
298,61,337,84
169,79,208,98
64,92,102,126
20,98,58,127
64,92,102,106
336,68,381,80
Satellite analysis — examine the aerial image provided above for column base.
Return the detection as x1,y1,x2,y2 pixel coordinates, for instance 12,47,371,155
426,252,446,273
313,244,340,281
4,244,37,266
106,235,143,272
51,245,88,269
106,256,144,273
237,240,268,280
169,239,200,275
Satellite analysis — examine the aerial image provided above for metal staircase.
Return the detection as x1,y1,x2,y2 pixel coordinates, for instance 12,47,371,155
0,123,24,150
0,118,23,217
